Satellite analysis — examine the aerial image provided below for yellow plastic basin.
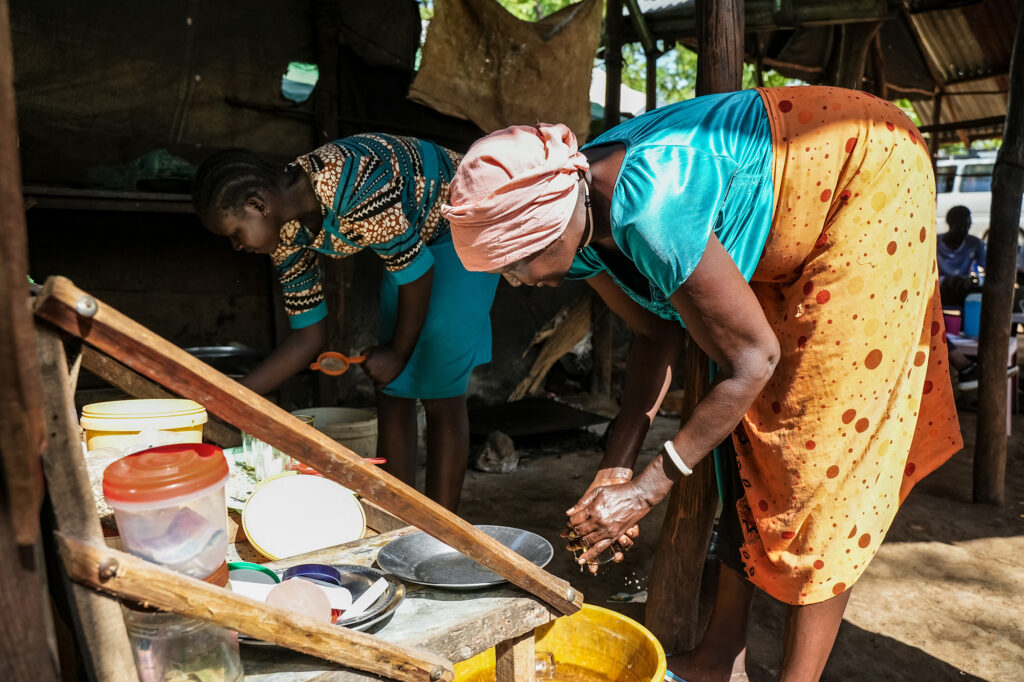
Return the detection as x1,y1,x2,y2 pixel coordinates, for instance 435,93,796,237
454,604,666,682
80,399,207,451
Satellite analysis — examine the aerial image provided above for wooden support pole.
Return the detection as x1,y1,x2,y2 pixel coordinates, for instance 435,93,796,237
0,0,45,548
604,0,623,130
646,50,658,112
80,346,240,448
494,630,536,682
56,535,454,682
832,21,882,90
645,0,744,655
34,277,582,616
974,5,1024,505
36,327,139,682
928,92,944,164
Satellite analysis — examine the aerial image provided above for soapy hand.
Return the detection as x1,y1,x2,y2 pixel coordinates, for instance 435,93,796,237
565,480,651,568
561,468,641,573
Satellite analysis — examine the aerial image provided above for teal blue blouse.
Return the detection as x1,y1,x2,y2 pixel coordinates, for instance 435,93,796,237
569,89,774,323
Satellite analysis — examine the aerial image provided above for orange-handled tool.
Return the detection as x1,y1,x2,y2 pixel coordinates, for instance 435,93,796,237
309,351,365,376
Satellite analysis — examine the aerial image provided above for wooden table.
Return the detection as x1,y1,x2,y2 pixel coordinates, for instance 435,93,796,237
241,527,560,680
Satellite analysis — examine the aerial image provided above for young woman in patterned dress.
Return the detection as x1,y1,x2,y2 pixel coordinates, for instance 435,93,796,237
194,134,498,511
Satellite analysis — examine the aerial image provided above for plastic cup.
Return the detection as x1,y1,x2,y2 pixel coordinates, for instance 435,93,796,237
104,443,229,578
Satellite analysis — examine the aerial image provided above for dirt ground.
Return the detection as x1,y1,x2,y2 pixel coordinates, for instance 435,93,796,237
444,407,1024,681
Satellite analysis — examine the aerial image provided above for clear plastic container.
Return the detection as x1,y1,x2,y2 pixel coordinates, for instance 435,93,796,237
104,443,229,578
123,606,243,682
243,415,314,481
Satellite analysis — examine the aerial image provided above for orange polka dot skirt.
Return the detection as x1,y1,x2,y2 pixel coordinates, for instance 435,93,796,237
731,87,963,605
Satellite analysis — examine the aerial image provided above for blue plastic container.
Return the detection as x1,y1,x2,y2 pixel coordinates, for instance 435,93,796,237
964,292,983,337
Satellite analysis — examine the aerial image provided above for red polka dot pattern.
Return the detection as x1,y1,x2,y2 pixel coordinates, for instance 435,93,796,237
727,86,962,607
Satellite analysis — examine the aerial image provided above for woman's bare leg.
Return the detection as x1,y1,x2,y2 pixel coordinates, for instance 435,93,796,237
778,588,851,682
377,393,418,487
667,563,754,682
422,394,470,512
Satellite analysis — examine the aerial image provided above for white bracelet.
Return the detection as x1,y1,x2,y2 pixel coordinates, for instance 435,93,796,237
663,441,693,476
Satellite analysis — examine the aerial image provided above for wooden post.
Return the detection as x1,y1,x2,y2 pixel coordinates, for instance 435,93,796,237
0,0,57,675
928,92,944,165
56,535,454,682
36,328,139,682
604,0,623,131
34,277,583,616
645,0,744,655
646,51,658,112
974,5,1024,505
494,630,536,682
832,21,882,90
0,0,45,548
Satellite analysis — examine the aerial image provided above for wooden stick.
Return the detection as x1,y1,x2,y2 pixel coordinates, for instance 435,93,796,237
80,346,241,448
56,534,454,682
35,277,582,615
36,327,139,681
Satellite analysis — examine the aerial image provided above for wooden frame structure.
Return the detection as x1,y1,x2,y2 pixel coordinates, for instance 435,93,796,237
31,276,582,680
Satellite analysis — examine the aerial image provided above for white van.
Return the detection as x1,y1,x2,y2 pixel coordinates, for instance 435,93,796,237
934,150,1000,239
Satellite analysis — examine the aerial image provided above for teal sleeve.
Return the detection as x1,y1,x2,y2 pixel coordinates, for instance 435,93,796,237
612,145,737,298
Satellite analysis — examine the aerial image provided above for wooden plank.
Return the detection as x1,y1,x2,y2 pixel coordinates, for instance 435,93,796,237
34,277,583,616
974,6,1024,505
36,327,139,681
81,346,241,448
57,534,454,682
0,0,45,547
495,631,536,682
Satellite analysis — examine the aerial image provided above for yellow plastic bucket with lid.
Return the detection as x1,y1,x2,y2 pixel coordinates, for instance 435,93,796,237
454,603,666,682
80,399,207,451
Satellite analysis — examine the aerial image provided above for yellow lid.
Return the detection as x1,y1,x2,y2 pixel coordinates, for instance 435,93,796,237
80,399,207,431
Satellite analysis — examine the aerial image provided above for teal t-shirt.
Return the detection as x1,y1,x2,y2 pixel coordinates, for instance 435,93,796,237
569,89,774,323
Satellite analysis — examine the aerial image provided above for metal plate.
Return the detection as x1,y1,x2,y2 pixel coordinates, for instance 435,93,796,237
375,525,554,590
238,564,405,645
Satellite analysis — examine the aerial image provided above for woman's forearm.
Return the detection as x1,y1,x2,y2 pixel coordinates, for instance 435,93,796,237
241,320,326,395
633,348,776,507
598,329,682,473
390,269,433,359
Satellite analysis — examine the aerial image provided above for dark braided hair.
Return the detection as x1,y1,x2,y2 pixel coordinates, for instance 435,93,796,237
192,148,283,220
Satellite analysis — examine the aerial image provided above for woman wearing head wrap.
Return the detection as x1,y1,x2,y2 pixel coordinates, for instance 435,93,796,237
444,87,961,681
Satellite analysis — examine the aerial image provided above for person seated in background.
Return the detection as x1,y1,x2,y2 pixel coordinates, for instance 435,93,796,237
937,205,986,306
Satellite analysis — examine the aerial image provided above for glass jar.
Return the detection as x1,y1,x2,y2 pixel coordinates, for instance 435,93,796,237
123,606,243,682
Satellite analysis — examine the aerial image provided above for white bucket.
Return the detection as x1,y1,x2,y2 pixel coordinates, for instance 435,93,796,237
292,408,378,458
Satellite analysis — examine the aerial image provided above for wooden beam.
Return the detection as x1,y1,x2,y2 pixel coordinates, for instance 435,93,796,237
917,115,1006,134
56,535,454,682
604,0,624,129
36,327,139,682
973,6,1024,505
34,277,583,616
833,21,882,90
645,0,743,655
80,346,241,448
590,298,614,400
0,0,45,548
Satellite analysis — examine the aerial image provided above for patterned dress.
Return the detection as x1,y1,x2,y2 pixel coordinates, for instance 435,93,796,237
570,87,961,605
271,134,498,399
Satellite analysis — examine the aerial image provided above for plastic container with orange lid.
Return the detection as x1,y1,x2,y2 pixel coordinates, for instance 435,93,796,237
81,398,207,452
103,443,229,578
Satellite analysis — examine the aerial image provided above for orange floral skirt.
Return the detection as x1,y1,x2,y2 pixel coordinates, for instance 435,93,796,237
730,87,963,605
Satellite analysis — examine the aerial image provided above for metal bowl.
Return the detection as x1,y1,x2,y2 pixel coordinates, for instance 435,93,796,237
238,564,404,645
375,525,554,590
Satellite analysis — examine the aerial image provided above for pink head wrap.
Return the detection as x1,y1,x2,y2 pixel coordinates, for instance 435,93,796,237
441,123,589,272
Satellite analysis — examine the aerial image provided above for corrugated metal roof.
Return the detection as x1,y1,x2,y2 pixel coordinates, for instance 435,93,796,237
619,0,1018,142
